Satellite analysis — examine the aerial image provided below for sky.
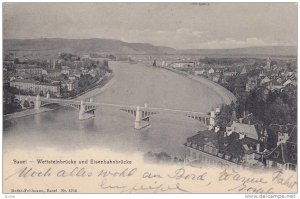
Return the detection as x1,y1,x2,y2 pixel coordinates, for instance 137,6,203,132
3,3,298,49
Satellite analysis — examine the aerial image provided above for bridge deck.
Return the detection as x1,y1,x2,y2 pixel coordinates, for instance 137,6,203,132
15,95,210,117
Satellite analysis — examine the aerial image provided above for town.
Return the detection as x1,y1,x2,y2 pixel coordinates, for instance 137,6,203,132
3,51,297,172
142,55,297,172
3,52,114,114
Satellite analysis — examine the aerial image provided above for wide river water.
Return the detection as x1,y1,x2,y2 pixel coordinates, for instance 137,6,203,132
3,61,224,158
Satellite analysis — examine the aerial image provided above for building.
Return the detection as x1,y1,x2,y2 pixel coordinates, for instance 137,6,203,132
265,57,271,70
208,67,215,74
61,80,78,91
47,71,62,78
226,121,260,141
10,79,60,97
171,61,195,69
194,69,205,76
265,125,297,171
223,71,237,77
240,66,248,75
246,77,259,92
212,74,221,83
260,76,271,86
184,129,261,169
61,69,70,75
16,67,44,76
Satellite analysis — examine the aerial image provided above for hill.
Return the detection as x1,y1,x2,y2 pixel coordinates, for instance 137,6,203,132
3,38,297,57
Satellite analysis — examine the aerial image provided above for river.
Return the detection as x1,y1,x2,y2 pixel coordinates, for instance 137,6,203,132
3,61,224,158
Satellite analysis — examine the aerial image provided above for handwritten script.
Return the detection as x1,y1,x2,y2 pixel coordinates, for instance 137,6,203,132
4,165,297,193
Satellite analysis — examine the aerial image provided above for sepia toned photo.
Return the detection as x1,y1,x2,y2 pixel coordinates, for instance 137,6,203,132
2,2,298,196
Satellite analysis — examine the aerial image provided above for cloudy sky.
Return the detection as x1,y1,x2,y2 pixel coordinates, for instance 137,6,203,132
3,3,298,49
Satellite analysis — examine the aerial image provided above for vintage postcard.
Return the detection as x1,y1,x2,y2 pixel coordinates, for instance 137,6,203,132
2,2,298,196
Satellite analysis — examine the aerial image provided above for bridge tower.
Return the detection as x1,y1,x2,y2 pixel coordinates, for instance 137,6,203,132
78,100,95,120
79,100,86,120
35,95,41,110
134,105,150,130
134,106,142,129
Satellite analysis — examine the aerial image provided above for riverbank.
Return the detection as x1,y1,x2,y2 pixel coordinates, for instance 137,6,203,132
159,65,237,105
4,72,114,121
70,72,114,100
75,73,115,100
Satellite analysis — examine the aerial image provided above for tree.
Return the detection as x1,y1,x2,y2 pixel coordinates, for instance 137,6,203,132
78,74,94,88
264,98,291,125
216,104,233,130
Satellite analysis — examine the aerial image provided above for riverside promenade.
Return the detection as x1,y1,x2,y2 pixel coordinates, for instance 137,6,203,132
159,65,237,105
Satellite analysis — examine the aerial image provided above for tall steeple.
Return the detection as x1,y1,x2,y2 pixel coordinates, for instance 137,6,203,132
266,57,271,70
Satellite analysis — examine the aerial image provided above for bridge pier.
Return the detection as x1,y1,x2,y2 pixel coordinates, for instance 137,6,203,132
209,111,216,129
79,100,95,120
134,105,150,130
35,95,41,110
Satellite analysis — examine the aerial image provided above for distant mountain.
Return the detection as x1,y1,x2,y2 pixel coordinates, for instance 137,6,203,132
178,46,297,57
3,38,176,55
3,38,297,57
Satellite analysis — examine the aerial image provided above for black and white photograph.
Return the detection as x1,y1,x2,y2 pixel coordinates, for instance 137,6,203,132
2,2,298,196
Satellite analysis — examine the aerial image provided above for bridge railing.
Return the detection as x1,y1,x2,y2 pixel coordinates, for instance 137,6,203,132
14,94,210,117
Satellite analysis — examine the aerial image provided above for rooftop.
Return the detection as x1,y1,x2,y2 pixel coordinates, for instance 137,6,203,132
11,79,59,87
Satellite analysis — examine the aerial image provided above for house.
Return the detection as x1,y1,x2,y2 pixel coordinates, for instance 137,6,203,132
69,75,78,81
226,121,260,141
283,79,293,87
171,61,195,69
208,67,215,74
16,66,44,76
246,77,259,92
47,71,61,78
10,79,60,97
184,129,261,168
212,74,221,83
260,76,271,86
240,66,247,75
223,71,237,77
61,69,70,75
194,69,205,76
265,125,297,171
61,80,78,91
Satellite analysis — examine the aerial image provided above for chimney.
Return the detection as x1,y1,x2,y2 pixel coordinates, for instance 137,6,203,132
256,143,260,152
